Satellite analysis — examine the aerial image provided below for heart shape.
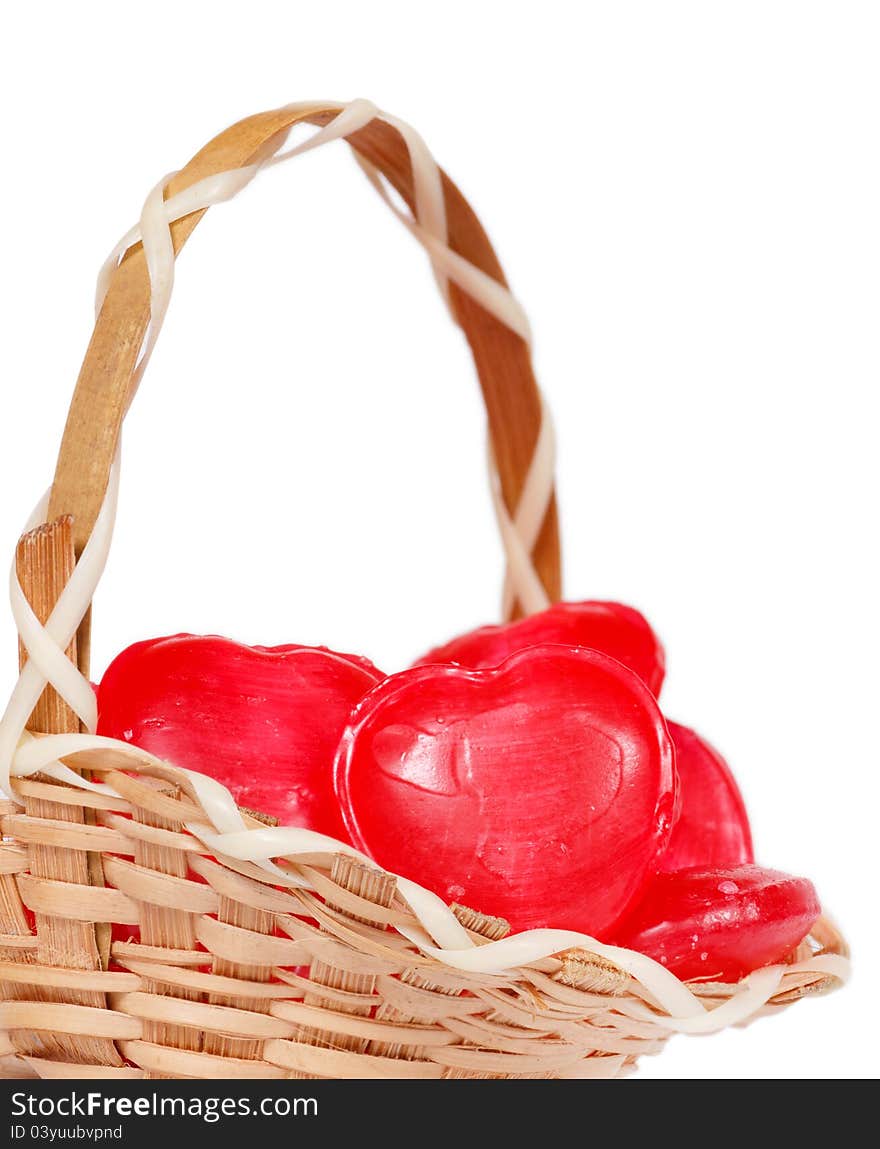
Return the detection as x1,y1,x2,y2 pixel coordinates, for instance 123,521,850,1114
96,634,383,836
414,600,666,695
335,645,676,935
612,864,820,982
661,722,753,871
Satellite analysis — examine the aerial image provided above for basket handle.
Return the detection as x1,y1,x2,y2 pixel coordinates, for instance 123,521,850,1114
47,101,561,639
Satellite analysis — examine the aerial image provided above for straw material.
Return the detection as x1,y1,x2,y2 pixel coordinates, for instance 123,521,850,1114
0,762,849,1079
0,100,849,1079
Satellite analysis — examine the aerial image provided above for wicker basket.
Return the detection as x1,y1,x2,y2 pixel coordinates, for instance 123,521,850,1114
0,100,848,1080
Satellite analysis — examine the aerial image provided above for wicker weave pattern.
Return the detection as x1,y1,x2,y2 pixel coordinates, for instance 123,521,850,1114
0,766,850,1079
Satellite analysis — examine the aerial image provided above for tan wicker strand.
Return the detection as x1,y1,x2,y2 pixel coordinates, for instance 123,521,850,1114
450,903,511,942
114,961,303,1001
12,778,133,814
0,963,139,993
3,814,131,855
0,936,37,953
0,839,40,1053
111,942,209,968
119,1041,287,1080
202,896,277,1067
21,1058,142,1080
370,903,513,1074
16,873,139,924
555,949,631,995
13,522,120,1067
130,788,203,1076
189,855,305,916
102,856,219,915
289,857,398,1077
199,816,279,1068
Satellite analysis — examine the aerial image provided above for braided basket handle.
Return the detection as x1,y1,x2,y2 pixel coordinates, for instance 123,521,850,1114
48,102,561,656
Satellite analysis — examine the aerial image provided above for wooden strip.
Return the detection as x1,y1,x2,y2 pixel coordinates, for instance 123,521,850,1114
120,1040,287,1080
0,1001,141,1040
524,968,619,1010
130,788,203,1074
188,854,298,914
12,778,132,814
451,902,511,941
273,970,379,1010
428,1043,586,1075
98,812,198,853
282,896,412,964
0,850,40,1064
116,959,304,1000
0,934,37,951
0,845,28,875
103,772,204,824
297,865,405,926
4,815,131,854
110,941,209,967
203,896,277,1064
586,1011,672,1041
559,1056,630,1080
555,949,629,995
98,772,286,834
292,857,396,1074
394,961,507,993
17,873,139,924
374,975,484,1021
102,856,219,914
372,899,513,1076
25,1058,143,1080
441,1017,645,1058
196,916,304,969
277,920,407,978
0,962,140,993
373,960,497,1079
14,520,121,1067
0,1053,39,1079
111,992,293,1040
16,520,79,732
474,985,604,1032
263,1039,442,1080
270,1001,455,1047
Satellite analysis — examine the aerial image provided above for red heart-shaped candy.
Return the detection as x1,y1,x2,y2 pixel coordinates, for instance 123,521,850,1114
97,634,383,836
661,722,753,871
414,600,665,695
335,645,676,935
613,864,820,982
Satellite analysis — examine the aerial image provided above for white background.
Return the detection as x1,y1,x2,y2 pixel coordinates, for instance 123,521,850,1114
1,2,877,1078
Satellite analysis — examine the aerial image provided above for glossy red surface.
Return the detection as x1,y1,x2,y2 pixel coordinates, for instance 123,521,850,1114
612,864,820,982
661,722,753,871
414,601,666,696
335,645,677,935
97,634,383,836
